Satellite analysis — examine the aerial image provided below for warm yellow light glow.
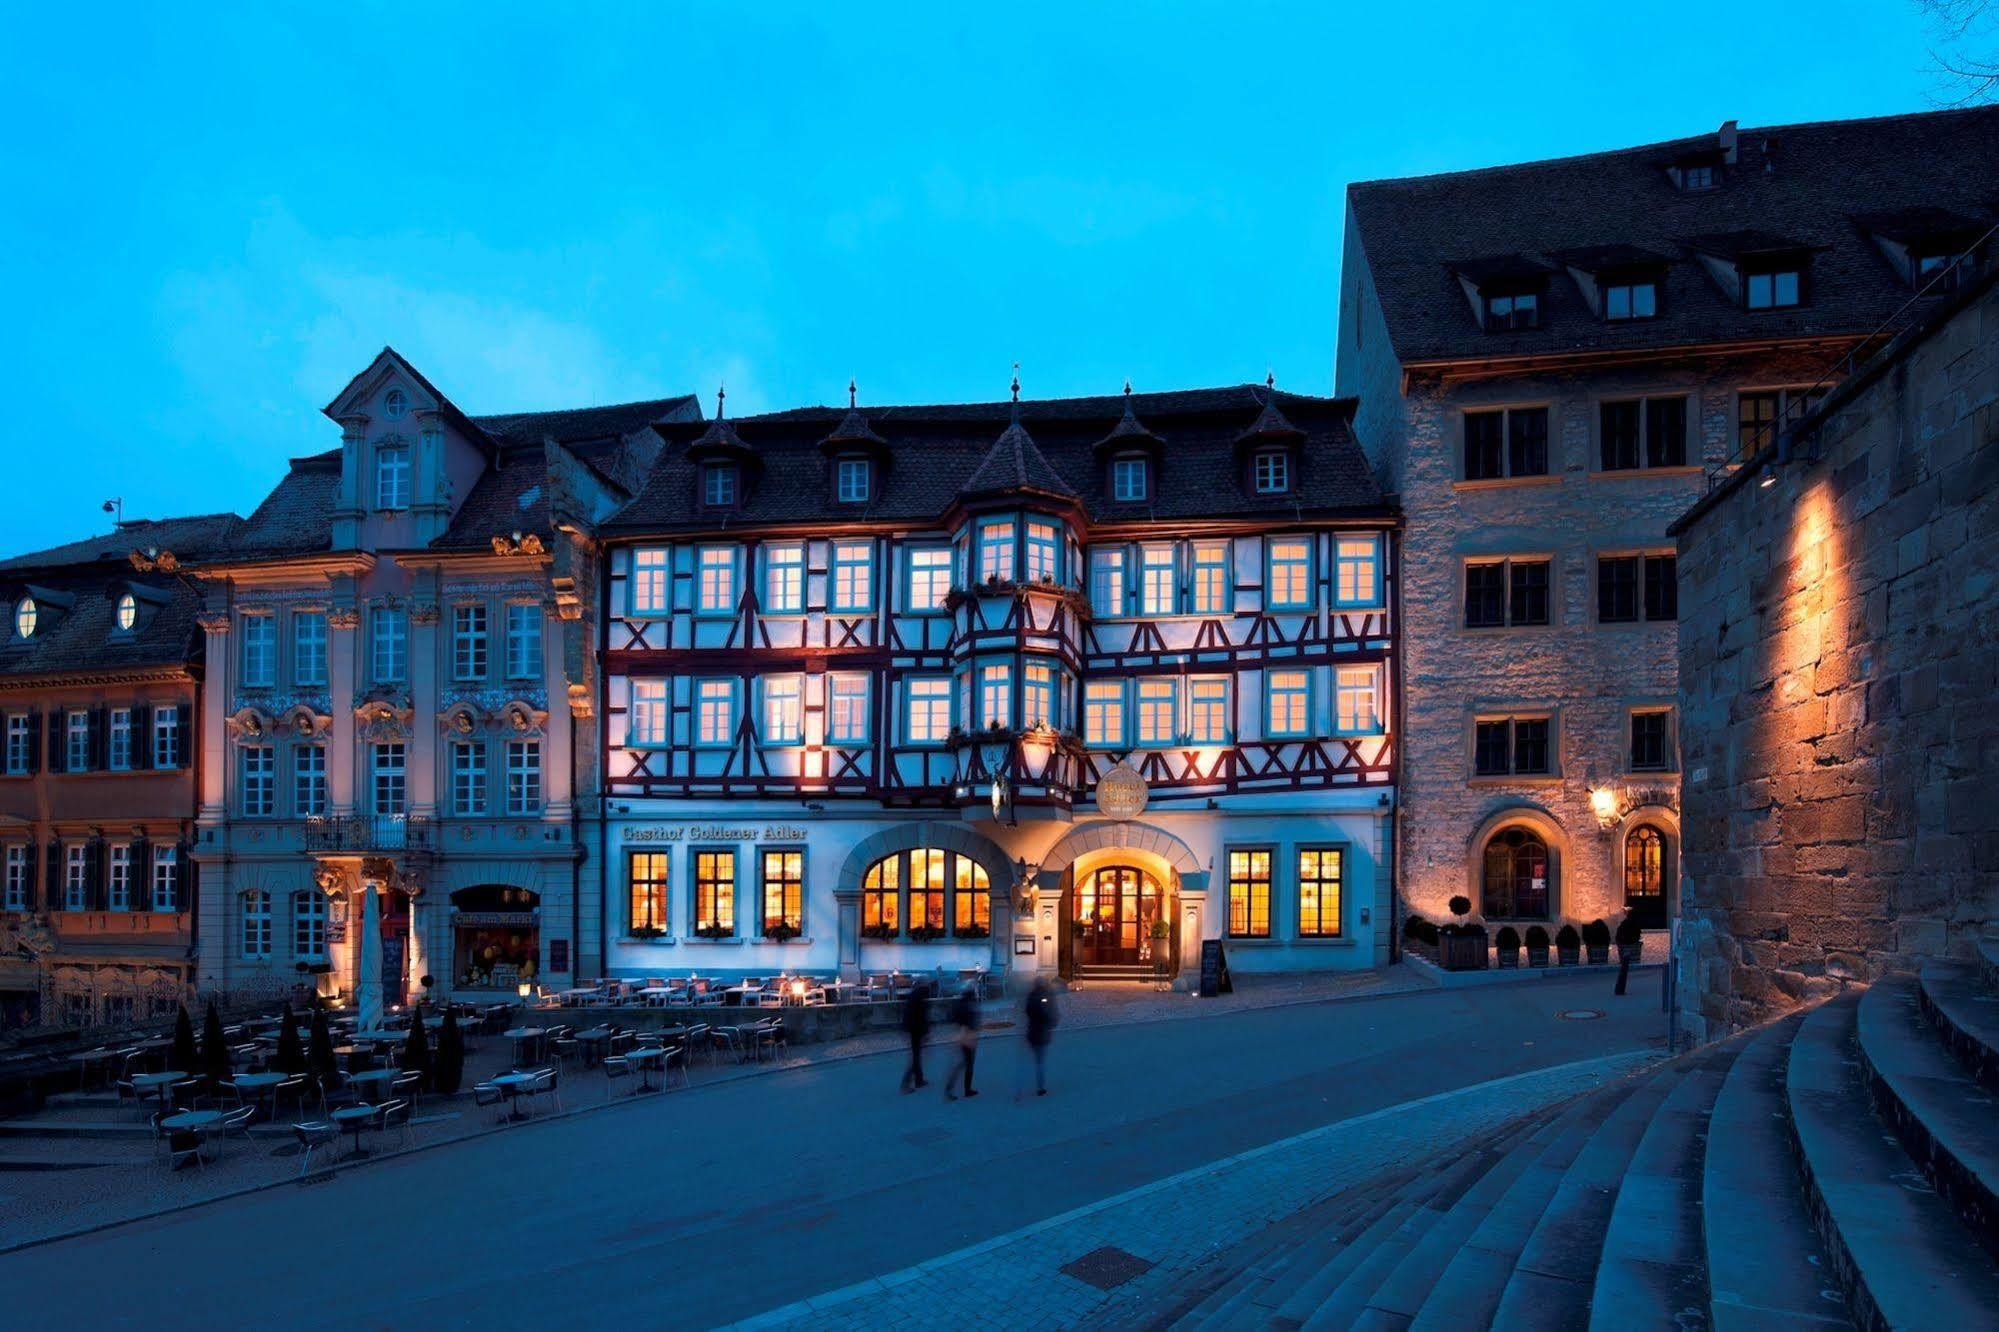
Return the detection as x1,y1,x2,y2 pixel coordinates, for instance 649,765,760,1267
1589,787,1620,823
517,982,531,999
789,980,806,998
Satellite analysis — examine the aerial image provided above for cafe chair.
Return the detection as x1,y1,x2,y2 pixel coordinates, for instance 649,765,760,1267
219,1105,257,1142
166,1129,206,1173
391,1071,422,1106
663,1043,690,1090
683,1024,713,1068
532,1066,562,1113
603,1055,633,1094
374,1098,414,1149
293,1121,339,1177
472,1082,508,1125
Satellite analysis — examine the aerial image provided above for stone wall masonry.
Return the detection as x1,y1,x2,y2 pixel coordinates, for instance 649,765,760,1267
1675,276,1999,1043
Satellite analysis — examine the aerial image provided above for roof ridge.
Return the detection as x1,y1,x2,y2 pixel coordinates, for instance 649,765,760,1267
471,391,698,424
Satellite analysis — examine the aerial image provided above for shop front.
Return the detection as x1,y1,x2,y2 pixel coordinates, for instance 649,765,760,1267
450,885,542,992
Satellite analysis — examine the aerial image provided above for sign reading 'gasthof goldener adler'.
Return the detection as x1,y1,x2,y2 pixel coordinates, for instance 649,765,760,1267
625,825,809,843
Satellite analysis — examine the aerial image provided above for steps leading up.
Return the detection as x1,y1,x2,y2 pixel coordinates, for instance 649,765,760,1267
1787,990,1999,1330
1702,1013,1851,1330
1918,961,1999,1092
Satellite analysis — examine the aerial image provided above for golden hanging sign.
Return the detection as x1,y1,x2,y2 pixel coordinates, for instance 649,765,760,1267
1096,761,1149,821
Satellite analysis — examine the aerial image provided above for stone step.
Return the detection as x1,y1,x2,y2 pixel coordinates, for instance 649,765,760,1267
1917,962,1999,1093
1217,1167,1435,1326
1787,990,1999,1330
1409,1079,1645,1331
1855,975,1999,1259
1270,1174,1460,1328
1487,1059,1682,1331
1702,1014,1852,1331
1585,1046,1735,1332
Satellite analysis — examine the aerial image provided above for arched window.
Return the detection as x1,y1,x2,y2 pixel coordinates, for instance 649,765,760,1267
116,593,137,632
859,849,990,940
1624,823,1669,929
14,597,36,639
1481,827,1550,919
242,890,272,959
292,891,328,961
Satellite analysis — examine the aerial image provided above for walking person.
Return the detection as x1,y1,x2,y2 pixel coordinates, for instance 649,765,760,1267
899,979,933,1093
1019,977,1058,1098
944,983,981,1100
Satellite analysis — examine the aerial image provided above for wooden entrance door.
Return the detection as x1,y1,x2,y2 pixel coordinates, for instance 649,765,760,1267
1623,824,1670,930
1077,867,1161,967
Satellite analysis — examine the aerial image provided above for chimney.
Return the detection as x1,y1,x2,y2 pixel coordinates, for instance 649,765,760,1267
1717,119,1739,164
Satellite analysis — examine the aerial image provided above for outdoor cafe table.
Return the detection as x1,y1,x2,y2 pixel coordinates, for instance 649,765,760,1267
503,1027,545,1065
352,1030,405,1046
130,1070,186,1109
66,1047,120,1089
624,1045,667,1092
161,1108,225,1166
231,1072,287,1116
575,1026,615,1065
346,1067,401,1096
489,1071,539,1120
331,1104,377,1160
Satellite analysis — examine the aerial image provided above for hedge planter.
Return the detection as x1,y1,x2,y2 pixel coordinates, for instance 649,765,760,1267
1495,927,1521,969
1614,917,1644,964
1438,929,1489,971
1583,919,1612,966
1525,926,1551,968
1554,924,1580,967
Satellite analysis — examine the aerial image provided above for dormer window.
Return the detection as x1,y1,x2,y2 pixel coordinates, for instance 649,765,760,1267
1687,232,1814,313
115,594,137,632
835,457,870,504
703,462,738,508
13,598,35,640
375,441,411,510
1743,266,1802,309
1604,278,1658,321
1484,290,1539,331
1666,149,1725,192
1111,455,1149,503
1253,450,1291,495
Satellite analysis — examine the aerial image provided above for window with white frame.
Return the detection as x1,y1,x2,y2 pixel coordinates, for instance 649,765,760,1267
5,713,30,774
906,547,952,612
1335,665,1382,733
978,663,1012,729
630,549,670,615
629,679,668,746
763,544,804,614
1023,663,1057,729
295,745,326,817
1141,545,1179,615
151,845,179,911
240,613,275,686
63,844,88,911
504,603,542,680
450,741,487,816
375,441,412,510
108,708,132,770
1084,680,1126,747
505,740,542,815
372,607,408,684
1025,521,1060,584
762,675,803,745
1266,669,1311,738
107,843,132,911
1111,455,1148,502
452,603,488,681
1136,678,1176,744
977,520,1015,583
242,889,271,959
696,679,738,746
1090,549,1127,617
828,674,870,745
240,745,275,816
153,707,181,768
831,541,873,612
836,457,870,503
698,547,737,614
1188,677,1230,743
3,844,27,910
1253,450,1291,494
371,743,407,815
293,890,326,959
905,677,951,744
1190,541,1230,614
1334,535,1381,607
66,710,89,771
293,610,327,686
1267,538,1312,610
703,462,738,507
115,593,137,632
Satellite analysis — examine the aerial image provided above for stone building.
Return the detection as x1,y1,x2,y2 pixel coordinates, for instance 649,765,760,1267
1334,105,1999,942
1671,262,1999,1042
592,382,1398,988
0,515,236,1028
190,348,696,1008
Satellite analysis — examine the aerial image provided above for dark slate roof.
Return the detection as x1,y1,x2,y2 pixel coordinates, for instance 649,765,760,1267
0,513,241,574
0,570,203,679
1349,105,1999,364
472,395,699,449
607,385,1385,532
220,453,341,561
436,457,554,550
961,418,1078,499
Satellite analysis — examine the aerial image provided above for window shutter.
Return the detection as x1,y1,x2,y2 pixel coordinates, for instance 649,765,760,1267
44,839,60,907
45,712,63,775
23,709,39,774
86,837,105,911
131,703,152,770
174,705,191,768
176,840,194,912
24,843,40,911
132,838,152,911
87,707,106,771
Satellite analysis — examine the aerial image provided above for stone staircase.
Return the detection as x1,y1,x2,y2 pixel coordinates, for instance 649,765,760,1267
1131,964,1999,1331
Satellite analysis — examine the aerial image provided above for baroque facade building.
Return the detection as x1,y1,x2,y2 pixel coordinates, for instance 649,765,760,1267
592,382,1398,988
0,515,235,1028
190,349,696,1006
1335,104,1998,938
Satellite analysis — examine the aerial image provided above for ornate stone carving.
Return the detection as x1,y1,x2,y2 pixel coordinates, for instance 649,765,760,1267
226,706,277,743
128,548,180,573
567,682,593,719
499,699,549,736
410,602,441,626
438,701,485,736
353,690,415,741
278,702,334,737
491,533,546,557
327,608,361,631
550,575,585,621
313,864,351,897
196,611,231,635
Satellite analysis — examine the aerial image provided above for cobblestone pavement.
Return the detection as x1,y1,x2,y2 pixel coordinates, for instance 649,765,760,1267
727,1049,1658,1331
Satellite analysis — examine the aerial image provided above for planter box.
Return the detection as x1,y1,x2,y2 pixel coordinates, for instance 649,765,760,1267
1438,932,1489,971
1617,941,1645,965
1585,944,1610,965
1556,946,1581,966
1496,948,1520,969
1526,946,1551,968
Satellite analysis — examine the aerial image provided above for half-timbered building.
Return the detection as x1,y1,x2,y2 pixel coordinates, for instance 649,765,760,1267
594,381,1399,988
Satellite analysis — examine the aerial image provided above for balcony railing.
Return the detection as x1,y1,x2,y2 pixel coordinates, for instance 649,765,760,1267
301,814,437,855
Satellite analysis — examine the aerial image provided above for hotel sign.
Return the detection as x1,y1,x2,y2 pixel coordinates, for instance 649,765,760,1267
625,824,809,843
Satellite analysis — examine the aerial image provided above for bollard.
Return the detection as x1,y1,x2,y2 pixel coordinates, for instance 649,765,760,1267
1614,953,1631,997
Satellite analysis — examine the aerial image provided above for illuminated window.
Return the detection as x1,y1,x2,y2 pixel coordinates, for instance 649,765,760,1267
905,676,951,744
909,849,947,933
1187,677,1229,743
762,849,804,935
1140,545,1176,615
1022,663,1057,729
629,679,668,746
828,673,870,745
1335,665,1381,734
1227,848,1271,938
629,851,670,933
1136,678,1176,745
115,593,137,631
1334,535,1380,607
697,546,738,614
12,597,34,640
906,546,952,612
1265,670,1310,738
1084,680,1126,747
241,888,271,959
978,662,1012,730
696,678,738,747
762,675,803,745
1025,521,1061,584
953,855,990,935
1190,541,1229,614
831,541,873,612
630,548,670,615
1267,538,1312,610
1297,847,1343,937
240,613,275,686
862,853,900,935
1090,548,1127,616
977,520,1015,583
762,544,804,614
694,850,736,934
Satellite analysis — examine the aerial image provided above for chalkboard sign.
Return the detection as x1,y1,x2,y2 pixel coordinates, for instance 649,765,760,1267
1199,939,1233,997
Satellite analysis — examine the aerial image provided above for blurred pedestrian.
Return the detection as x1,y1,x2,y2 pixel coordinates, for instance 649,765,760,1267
945,983,981,1100
899,979,933,1093
1019,978,1058,1098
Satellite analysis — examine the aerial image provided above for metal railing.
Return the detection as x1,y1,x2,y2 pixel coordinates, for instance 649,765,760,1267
301,814,437,855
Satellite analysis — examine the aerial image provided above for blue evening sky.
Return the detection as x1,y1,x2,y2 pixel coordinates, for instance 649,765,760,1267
0,1,1959,553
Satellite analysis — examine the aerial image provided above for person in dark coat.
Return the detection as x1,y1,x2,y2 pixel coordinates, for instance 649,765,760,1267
1020,978,1058,1097
899,980,933,1093
944,984,981,1100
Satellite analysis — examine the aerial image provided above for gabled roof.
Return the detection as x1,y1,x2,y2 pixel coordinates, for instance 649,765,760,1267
1348,104,1999,365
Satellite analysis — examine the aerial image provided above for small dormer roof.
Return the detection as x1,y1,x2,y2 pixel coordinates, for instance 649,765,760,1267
1445,253,1553,288
685,386,758,465
1092,382,1166,458
1235,380,1307,451
818,380,890,459
1546,243,1674,274
1853,205,1986,249
1682,229,1817,260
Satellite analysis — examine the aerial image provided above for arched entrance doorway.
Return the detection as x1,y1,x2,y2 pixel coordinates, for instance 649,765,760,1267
1075,866,1165,968
1623,823,1671,930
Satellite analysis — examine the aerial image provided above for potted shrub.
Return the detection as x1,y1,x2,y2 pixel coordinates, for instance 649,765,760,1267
631,925,665,940
1402,915,1439,948
1437,898,1488,971
1525,925,1551,967
433,1009,465,1096
1583,919,1612,965
399,1009,434,1090
763,921,802,943
1555,924,1581,966
693,922,732,940
860,922,896,941
1494,926,1521,968
1615,916,1645,964
910,924,947,943
957,923,991,940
